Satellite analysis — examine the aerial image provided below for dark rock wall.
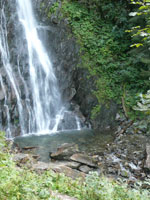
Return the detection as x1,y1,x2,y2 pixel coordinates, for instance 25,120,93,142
36,0,118,130
0,0,118,134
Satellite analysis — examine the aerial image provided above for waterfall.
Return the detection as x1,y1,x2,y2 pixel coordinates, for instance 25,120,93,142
0,0,86,137
16,0,65,134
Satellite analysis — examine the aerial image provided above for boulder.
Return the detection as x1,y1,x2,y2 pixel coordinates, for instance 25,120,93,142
13,153,31,164
79,165,92,173
70,154,97,167
50,143,79,160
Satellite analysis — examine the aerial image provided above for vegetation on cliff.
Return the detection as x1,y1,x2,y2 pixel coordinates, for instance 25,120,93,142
43,0,150,119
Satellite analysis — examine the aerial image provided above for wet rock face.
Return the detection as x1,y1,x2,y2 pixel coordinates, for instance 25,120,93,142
35,1,79,104
0,0,82,134
0,0,118,134
36,0,118,130
73,68,118,129
0,0,21,134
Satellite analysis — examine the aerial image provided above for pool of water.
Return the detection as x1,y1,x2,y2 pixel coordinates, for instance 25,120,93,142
14,129,114,162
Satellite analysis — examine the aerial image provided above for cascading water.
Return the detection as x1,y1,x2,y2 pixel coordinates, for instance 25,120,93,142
0,0,84,137
16,0,64,134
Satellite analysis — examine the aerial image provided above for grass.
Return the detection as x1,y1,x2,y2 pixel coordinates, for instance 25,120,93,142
0,132,150,200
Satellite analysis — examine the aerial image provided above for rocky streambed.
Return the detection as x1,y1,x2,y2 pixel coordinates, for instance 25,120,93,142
12,128,150,187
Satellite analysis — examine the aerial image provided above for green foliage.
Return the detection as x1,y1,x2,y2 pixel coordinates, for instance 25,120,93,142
60,1,127,102
127,0,150,47
44,0,150,119
48,2,60,17
55,0,150,118
127,0,150,120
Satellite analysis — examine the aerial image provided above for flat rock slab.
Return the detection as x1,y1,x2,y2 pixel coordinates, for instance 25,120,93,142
79,165,92,173
32,161,80,170
50,143,79,160
52,165,85,179
70,153,97,167
32,162,50,170
144,144,150,170
53,161,81,169
32,161,85,179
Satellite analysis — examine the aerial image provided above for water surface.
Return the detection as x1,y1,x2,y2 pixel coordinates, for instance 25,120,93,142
14,129,114,162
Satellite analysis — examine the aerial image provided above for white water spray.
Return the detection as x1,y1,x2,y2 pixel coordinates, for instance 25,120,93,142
0,0,86,136
16,0,64,134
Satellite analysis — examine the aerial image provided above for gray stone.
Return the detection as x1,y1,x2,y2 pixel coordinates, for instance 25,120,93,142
115,113,121,121
13,153,30,164
79,165,92,173
32,161,85,179
51,165,85,179
70,153,97,167
51,161,81,169
144,144,150,170
32,162,50,170
50,143,79,160
108,167,116,174
60,161,81,169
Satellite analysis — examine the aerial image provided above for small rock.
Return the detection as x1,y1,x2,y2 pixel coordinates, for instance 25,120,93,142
115,113,121,121
79,165,92,173
70,153,97,167
127,177,137,185
52,161,81,169
144,144,150,170
141,173,146,178
133,170,141,177
32,161,50,171
142,184,150,189
128,162,140,171
108,167,116,174
51,16,58,24
13,153,30,164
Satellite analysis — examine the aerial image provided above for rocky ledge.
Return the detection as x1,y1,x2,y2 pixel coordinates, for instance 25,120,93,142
12,131,150,189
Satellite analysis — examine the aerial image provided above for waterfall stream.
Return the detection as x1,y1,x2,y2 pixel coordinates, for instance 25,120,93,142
0,0,83,137
17,0,64,134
